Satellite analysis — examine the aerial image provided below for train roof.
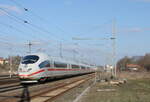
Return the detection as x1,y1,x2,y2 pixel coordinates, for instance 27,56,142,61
25,52,47,57
51,57,93,67
24,53,94,67
50,56,80,65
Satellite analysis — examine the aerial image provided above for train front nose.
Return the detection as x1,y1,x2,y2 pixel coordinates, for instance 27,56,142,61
18,55,39,78
18,66,32,78
18,66,38,83
17,54,40,83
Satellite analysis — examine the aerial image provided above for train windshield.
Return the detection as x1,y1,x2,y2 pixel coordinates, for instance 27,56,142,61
21,55,39,64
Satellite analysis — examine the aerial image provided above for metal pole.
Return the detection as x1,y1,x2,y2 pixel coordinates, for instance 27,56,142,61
94,68,97,84
112,19,117,77
59,42,63,58
72,43,78,61
29,42,32,53
9,56,12,78
72,43,75,61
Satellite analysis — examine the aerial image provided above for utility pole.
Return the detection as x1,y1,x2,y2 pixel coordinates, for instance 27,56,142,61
28,41,32,53
72,38,108,83
59,42,63,58
73,49,76,61
8,47,13,78
26,41,41,54
9,55,12,78
111,19,117,77
73,43,79,62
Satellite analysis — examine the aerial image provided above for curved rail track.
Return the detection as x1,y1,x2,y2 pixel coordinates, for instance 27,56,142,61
0,84,23,93
0,73,94,102
0,77,20,86
0,75,17,79
31,76,92,102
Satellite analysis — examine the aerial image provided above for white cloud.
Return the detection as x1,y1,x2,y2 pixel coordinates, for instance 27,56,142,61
0,4,22,15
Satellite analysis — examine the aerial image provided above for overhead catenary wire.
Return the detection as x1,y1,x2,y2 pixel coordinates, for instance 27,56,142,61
0,21,52,48
8,0,67,41
0,32,21,42
8,0,29,12
0,40,26,55
0,1,64,58
0,11,44,40
9,0,82,52
4,0,107,64
0,7,60,43
8,0,66,42
0,18,52,54
0,21,30,41
7,0,92,59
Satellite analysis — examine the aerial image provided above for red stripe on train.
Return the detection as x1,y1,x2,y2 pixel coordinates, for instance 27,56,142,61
47,68,80,71
18,68,92,77
19,69,45,77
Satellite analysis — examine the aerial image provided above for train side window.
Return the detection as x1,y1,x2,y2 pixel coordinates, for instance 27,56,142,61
71,65,79,69
39,60,50,68
81,66,86,69
54,62,67,68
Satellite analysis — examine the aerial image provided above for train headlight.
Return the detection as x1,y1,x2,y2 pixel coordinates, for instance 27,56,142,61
19,68,22,72
28,68,32,71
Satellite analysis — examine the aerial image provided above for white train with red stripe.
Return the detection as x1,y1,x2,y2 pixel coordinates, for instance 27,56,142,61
18,53,95,83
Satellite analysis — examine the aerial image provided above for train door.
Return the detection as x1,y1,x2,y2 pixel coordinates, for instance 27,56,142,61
49,60,54,77
38,60,50,78
67,63,71,75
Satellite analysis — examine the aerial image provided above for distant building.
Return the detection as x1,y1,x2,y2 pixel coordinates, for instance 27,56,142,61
4,59,9,64
105,65,113,73
0,57,4,65
0,57,9,65
126,64,141,71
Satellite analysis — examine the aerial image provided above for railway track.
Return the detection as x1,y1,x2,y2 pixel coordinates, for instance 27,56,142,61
31,76,92,102
0,73,94,102
0,75,17,79
0,77,20,86
0,75,19,85
0,84,23,93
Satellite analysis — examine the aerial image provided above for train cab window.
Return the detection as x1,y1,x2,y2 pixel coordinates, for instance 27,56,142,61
21,55,39,64
71,65,80,69
54,62,67,68
39,60,50,68
81,66,86,69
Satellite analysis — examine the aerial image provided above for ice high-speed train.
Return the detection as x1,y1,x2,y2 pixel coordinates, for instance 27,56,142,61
18,53,95,83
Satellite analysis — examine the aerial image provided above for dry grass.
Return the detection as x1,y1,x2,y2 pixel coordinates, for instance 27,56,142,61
79,72,150,102
118,71,150,79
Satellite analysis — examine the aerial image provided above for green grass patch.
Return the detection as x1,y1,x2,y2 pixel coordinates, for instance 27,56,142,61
81,78,150,102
